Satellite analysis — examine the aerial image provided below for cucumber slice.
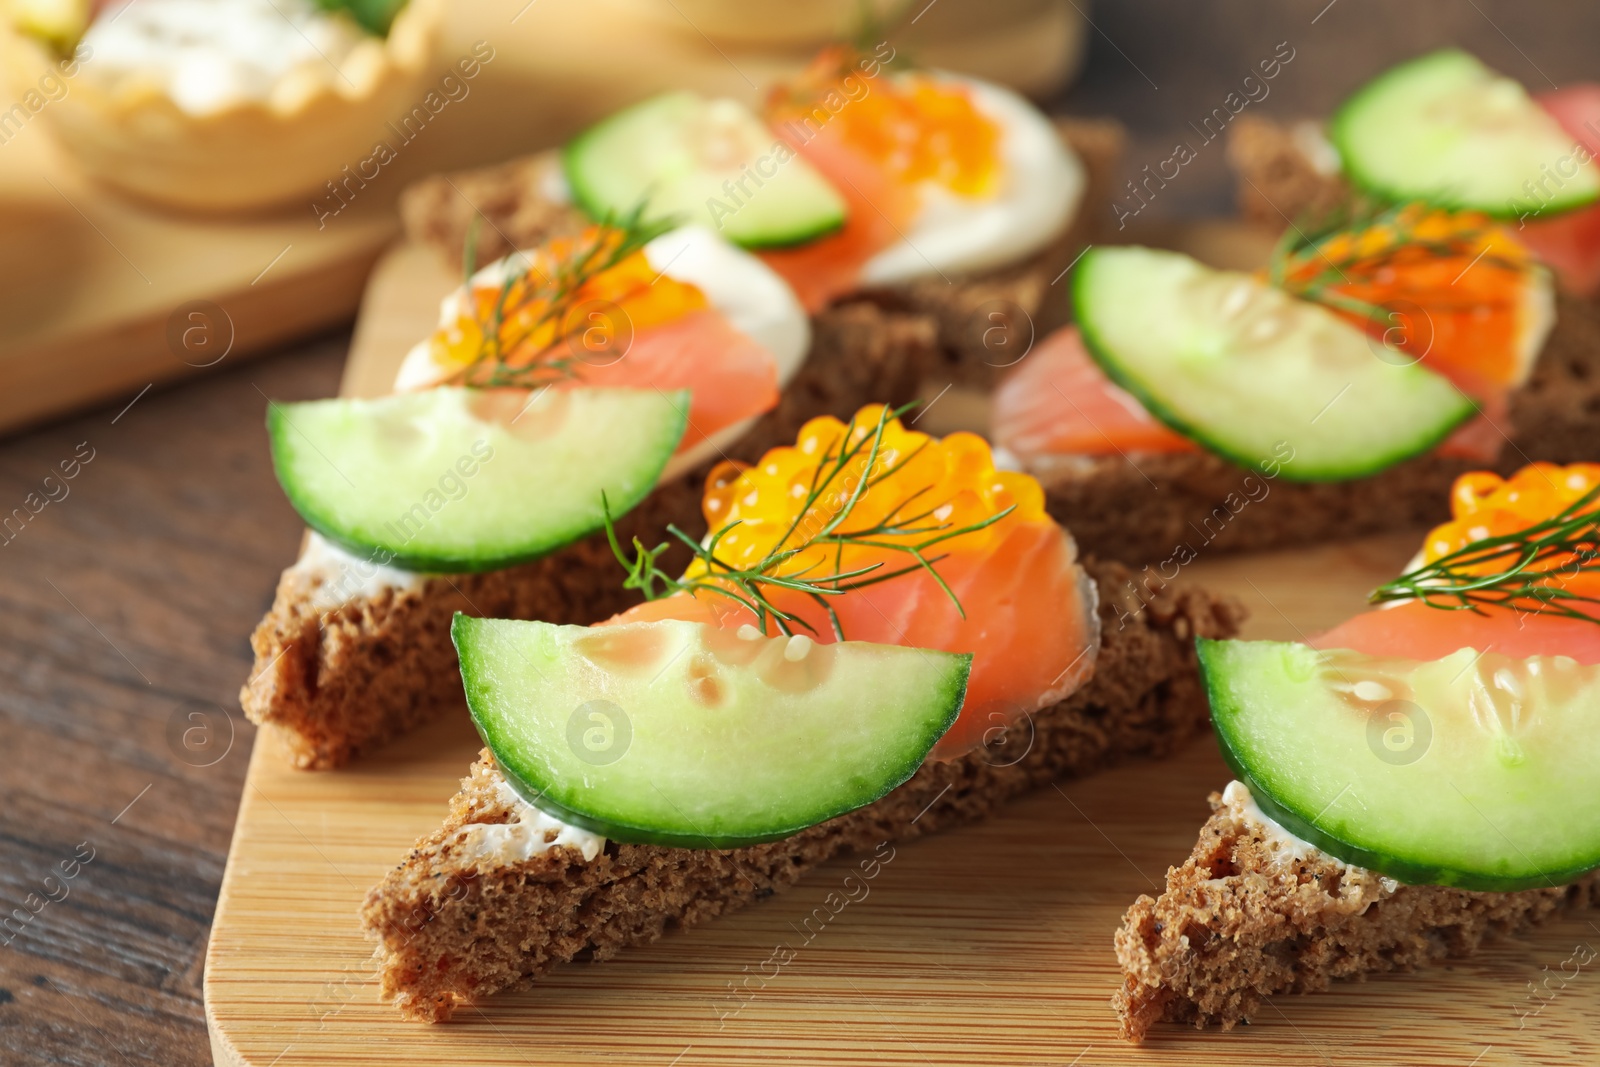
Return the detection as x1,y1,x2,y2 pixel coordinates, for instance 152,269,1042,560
454,615,971,847
563,92,848,249
268,387,686,573
1072,247,1477,482
1200,638,1600,891
1331,49,1600,219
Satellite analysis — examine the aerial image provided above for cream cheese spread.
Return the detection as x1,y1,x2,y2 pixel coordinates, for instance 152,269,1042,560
83,0,371,117
1221,779,1400,899
459,778,606,863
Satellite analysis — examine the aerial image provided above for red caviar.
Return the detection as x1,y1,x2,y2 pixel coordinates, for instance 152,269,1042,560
1283,204,1553,397
615,404,1101,759
767,45,1001,199
425,227,706,379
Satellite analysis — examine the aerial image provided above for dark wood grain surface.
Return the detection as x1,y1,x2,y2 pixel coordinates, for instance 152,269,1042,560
0,338,344,1066
3,2,1595,1063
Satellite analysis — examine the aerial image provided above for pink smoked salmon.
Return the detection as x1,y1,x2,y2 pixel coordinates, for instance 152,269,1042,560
1517,86,1600,298
1315,463,1600,662
413,226,780,449
759,45,1003,311
611,404,1102,760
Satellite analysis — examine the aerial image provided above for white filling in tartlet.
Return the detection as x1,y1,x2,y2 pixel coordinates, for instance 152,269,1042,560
81,0,375,116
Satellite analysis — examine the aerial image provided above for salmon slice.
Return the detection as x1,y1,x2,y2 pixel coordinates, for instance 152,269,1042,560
1518,86,1600,298
759,49,1002,311
572,308,779,451
1281,205,1553,462
991,325,1503,465
1312,600,1600,664
1434,407,1506,464
1316,463,1600,662
755,124,913,312
405,228,781,451
991,327,1197,461
1283,205,1555,399
610,406,1101,760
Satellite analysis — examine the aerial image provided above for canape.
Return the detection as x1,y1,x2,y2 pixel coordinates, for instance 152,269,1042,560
4,0,439,211
1228,49,1600,298
244,216,937,767
1115,462,1600,1038
989,204,1600,563
399,41,1124,388
361,403,1243,1021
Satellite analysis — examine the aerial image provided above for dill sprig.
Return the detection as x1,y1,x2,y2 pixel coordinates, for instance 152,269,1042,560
445,203,676,391
846,0,915,62
1269,201,1528,329
1370,484,1600,622
603,403,1015,640
314,0,408,36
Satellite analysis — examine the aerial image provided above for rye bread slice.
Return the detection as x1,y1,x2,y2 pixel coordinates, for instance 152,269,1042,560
1225,114,1349,230
360,559,1244,1022
1113,788,1600,1041
398,118,1126,390
242,300,935,769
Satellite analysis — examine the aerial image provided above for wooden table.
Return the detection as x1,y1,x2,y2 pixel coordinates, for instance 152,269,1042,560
5,2,1600,1064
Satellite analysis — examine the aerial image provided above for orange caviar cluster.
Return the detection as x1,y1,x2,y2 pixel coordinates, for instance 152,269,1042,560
1304,204,1536,273
1423,462,1600,580
427,227,704,377
1283,204,1548,392
769,46,1001,198
689,404,1048,582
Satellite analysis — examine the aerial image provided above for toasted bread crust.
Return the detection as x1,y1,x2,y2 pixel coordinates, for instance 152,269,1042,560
241,301,935,768
1225,114,1349,228
1030,450,1475,567
398,119,1126,389
1113,793,1600,1041
360,559,1244,1022
398,151,583,268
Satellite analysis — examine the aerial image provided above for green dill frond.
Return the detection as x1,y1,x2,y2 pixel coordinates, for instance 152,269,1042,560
444,202,678,391
1371,484,1600,623
604,403,1015,640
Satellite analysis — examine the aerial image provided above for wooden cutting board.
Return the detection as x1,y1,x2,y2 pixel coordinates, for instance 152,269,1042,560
203,239,1600,1066
0,121,398,436
0,0,1079,437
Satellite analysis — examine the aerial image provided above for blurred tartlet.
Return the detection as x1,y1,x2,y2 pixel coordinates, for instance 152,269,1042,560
4,0,440,212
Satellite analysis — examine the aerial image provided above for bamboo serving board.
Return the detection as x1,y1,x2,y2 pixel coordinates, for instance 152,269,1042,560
0,117,398,436
204,240,1600,1066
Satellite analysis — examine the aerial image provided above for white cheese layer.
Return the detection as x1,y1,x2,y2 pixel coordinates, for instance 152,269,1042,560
1221,779,1400,899
83,0,370,116
459,778,606,863
288,531,425,609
